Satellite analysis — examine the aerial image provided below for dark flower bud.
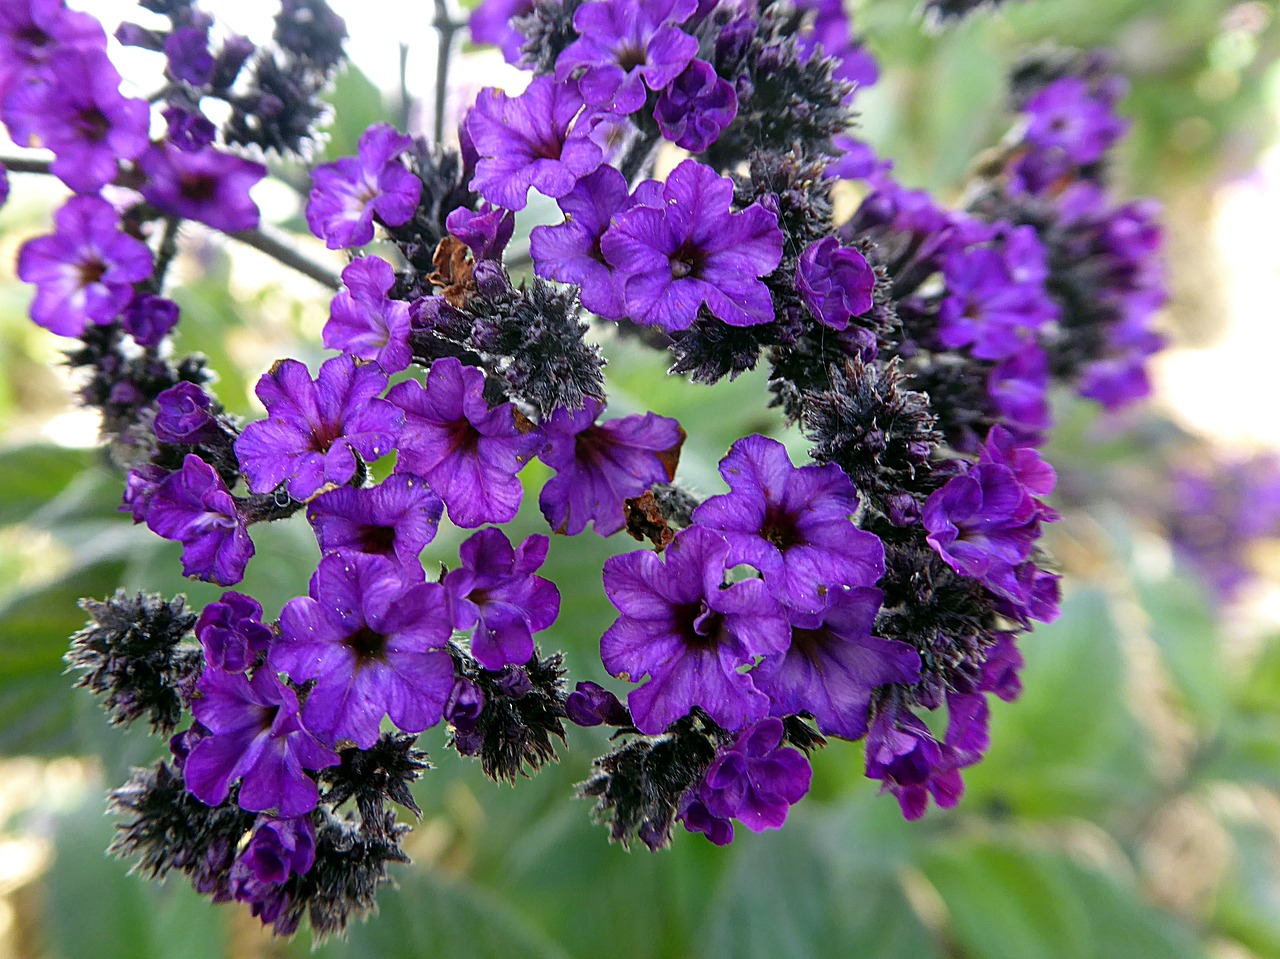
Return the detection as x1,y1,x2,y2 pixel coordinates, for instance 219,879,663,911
320,733,431,835
565,681,631,727
154,381,221,445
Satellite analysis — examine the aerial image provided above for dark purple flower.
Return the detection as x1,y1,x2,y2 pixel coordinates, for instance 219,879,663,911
235,355,404,501
165,25,215,85
122,293,180,347
445,205,515,261
698,718,811,831
988,345,1051,439
388,357,543,528
443,528,561,671
163,105,217,152
235,815,315,887
121,464,167,524
679,796,734,846
979,632,1024,702
185,666,339,817
0,0,105,102
1024,77,1127,166
691,435,885,613
146,454,255,586
537,396,684,536
140,143,267,233
16,196,152,338
3,49,149,193
654,58,737,153
565,681,631,727
469,0,534,63
154,381,221,445
754,588,920,740
977,426,1056,498
324,257,412,372
556,0,698,114
795,236,875,330
196,591,273,673
444,676,486,733
466,76,610,211
306,123,422,249
530,165,632,319
307,473,443,578
795,0,878,90
600,159,783,331
273,552,456,748
601,525,791,735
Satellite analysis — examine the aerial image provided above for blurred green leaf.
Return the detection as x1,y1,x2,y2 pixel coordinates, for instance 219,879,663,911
321,65,386,162
1134,570,1224,724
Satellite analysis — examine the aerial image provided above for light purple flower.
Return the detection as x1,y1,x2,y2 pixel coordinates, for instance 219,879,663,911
324,257,412,372
16,196,152,338
468,0,534,63
654,58,738,153
537,396,684,536
388,357,543,528
600,159,783,331
146,454,255,586
195,591,273,674
306,123,422,249
691,435,885,612
795,236,875,330
601,525,791,735
307,473,444,578
140,143,266,233
698,718,812,832
185,666,339,817
235,355,404,501
443,528,561,671
0,0,105,102
273,552,456,748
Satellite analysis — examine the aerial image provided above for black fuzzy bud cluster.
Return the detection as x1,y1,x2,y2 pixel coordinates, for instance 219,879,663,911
514,0,586,75
385,146,475,289
320,733,430,837
924,0,1017,23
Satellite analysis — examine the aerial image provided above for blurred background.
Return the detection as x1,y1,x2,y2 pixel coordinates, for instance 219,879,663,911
3,0,1280,956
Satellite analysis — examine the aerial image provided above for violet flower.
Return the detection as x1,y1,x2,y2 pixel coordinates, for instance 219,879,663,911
445,205,515,262
234,815,316,888
122,293,180,347
154,382,221,446
195,591,273,674
0,0,105,102
468,0,534,63
698,718,812,832
146,454,255,586
324,257,412,373
654,59,737,153
139,143,267,233
306,123,422,249
795,236,875,330
1023,77,1127,166
307,473,443,579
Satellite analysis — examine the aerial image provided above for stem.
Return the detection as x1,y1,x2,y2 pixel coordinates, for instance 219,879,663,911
431,0,463,148
148,217,183,294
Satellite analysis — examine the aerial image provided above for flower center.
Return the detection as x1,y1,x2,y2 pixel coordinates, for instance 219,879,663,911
356,523,397,556
762,503,802,551
76,107,110,143
669,244,701,280
345,625,389,666
616,43,647,72
77,257,107,287
180,172,219,204
677,599,724,651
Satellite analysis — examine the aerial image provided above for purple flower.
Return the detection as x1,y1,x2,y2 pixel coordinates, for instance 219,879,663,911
122,293,180,347
468,0,534,63
600,525,791,735
679,796,734,846
196,591,273,673
273,552,456,748
988,345,1051,440
388,357,543,528
565,681,630,727
600,159,783,331
235,815,315,891
977,426,1056,498
146,454,255,586
3,49,149,193
121,464,167,524
795,236,875,330
140,143,266,233
306,123,422,249
555,0,698,115
530,165,632,319
165,25,215,85
1024,77,1127,166
754,588,920,740
163,105,217,152
324,257,412,372
445,205,515,262
979,632,1024,703
654,59,737,153
443,528,561,671
466,76,609,211
691,435,885,613
0,0,105,102
154,381,221,445
307,473,443,579
235,355,404,501
795,0,878,90
16,196,152,338
698,718,812,832
537,396,684,536
185,667,338,817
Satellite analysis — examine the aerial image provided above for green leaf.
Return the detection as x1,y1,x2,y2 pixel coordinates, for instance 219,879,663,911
0,444,107,528
1134,567,1225,724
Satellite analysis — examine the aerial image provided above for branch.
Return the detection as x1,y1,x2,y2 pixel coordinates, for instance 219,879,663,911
431,0,464,148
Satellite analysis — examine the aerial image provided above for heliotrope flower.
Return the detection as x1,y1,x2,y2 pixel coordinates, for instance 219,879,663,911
555,0,699,115
388,357,543,528
323,257,412,372
445,205,515,262
139,143,267,234
600,525,791,735
442,528,561,671
468,0,534,63
754,587,920,740
696,718,812,832
165,24,215,85
691,435,886,613
122,293,180,347
466,76,610,211
16,195,152,338
307,473,443,578
195,591,273,674
600,159,783,331
185,666,339,818
232,815,315,893
654,59,738,153
0,0,105,101
235,354,404,501
1023,76,1127,166
537,396,684,536
153,381,221,446
273,552,456,748
795,236,875,330
146,454,255,586
306,123,422,249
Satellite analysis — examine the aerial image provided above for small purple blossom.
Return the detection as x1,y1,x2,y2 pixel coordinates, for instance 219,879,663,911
16,195,152,338
307,473,443,579
163,105,217,152
121,464,167,524
537,396,684,536
306,123,422,249
979,632,1024,702
556,0,699,115
165,24,215,85
388,357,543,528
273,552,455,748
324,257,412,372
1023,77,1127,166
691,435,886,613
600,159,783,331
654,59,738,153
234,816,316,895
697,718,812,832
443,528,561,671
154,382,221,445
185,667,339,817
445,205,515,261
235,355,404,501
122,293,180,347
601,525,791,735
146,454,255,586
195,591,273,674
140,143,266,233
795,236,875,330
468,0,534,63
565,681,630,727
0,0,105,102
